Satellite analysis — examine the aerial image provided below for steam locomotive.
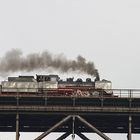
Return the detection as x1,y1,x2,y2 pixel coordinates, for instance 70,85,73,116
0,74,113,96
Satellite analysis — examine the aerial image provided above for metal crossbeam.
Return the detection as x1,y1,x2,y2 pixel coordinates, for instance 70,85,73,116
34,115,72,140
56,132,71,140
76,132,90,140
76,115,112,140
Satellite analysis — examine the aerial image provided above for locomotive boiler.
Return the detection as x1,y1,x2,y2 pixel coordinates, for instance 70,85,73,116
0,74,112,96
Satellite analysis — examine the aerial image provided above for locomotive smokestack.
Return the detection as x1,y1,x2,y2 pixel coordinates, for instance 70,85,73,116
0,49,100,79
94,69,100,81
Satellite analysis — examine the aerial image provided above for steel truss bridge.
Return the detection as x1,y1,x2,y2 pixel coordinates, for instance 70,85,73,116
0,89,140,140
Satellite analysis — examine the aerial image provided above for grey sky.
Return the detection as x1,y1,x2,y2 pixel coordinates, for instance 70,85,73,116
0,0,140,139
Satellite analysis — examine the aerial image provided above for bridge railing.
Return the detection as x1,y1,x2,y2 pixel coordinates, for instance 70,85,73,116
0,89,140,108
111,89,140,98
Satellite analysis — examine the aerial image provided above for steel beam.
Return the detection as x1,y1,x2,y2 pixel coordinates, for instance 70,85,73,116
34,115,72,140
76,115,112,140
76,132,90,140
72,115,75,140
56,132,71,140
128,115,132,140
16,113,20,140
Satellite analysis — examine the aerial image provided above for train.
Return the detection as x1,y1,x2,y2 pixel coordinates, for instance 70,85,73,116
0,74,113,96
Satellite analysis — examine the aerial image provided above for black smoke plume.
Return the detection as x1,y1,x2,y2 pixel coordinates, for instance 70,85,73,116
0,49,100,80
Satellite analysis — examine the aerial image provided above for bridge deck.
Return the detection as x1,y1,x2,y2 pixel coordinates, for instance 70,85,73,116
0,90,140,134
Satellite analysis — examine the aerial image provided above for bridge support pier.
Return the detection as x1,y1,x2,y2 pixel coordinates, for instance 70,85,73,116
16,113,20,140
34,115,112,140
128,115,132,140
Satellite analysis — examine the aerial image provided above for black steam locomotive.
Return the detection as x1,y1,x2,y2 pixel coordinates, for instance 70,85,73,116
0,74,112,96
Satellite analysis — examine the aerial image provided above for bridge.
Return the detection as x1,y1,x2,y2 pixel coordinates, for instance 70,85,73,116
0,89,140,140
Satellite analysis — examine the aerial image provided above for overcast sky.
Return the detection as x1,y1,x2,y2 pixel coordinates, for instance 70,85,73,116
0,0,140,139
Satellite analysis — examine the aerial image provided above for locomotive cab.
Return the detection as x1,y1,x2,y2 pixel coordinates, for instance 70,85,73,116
36,75,59,93
36,75,60,82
